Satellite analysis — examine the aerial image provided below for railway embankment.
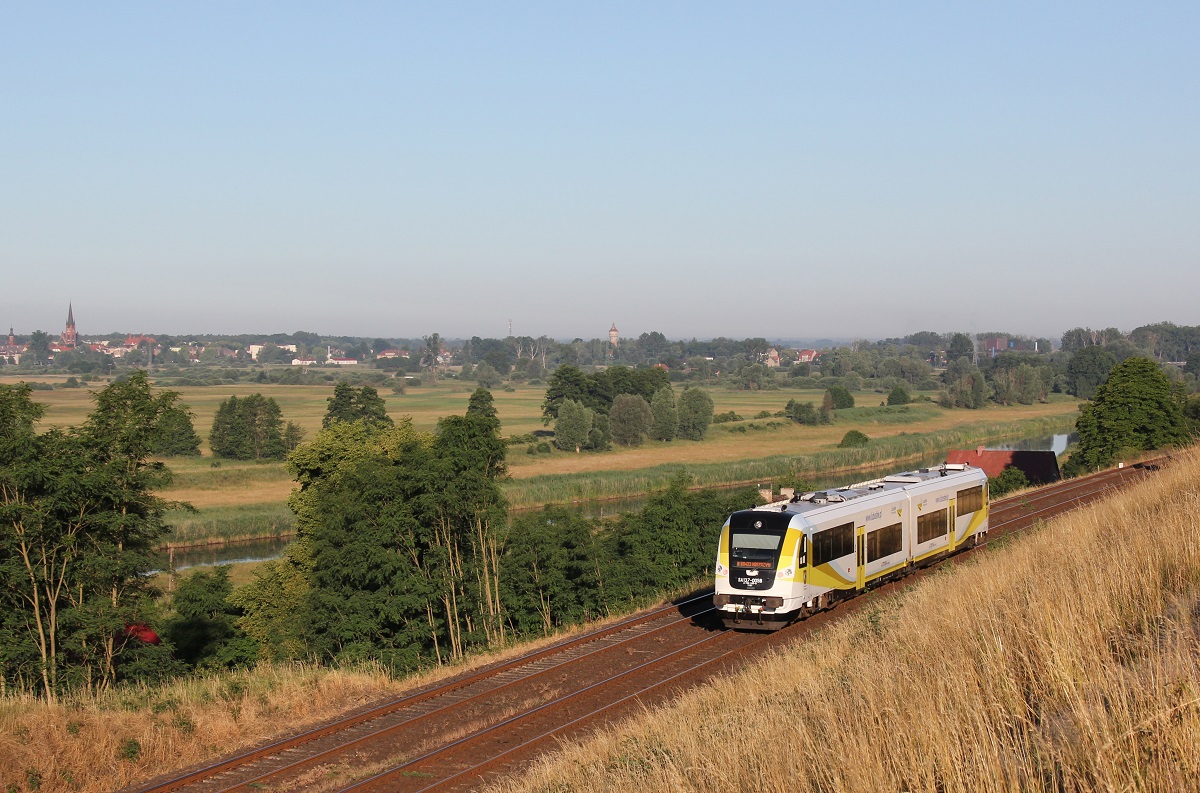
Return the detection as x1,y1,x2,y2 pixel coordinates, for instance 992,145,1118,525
492,448,1200,793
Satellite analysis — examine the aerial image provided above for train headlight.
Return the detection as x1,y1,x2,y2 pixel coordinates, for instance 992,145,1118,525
715,563,728,577
782,568,794,578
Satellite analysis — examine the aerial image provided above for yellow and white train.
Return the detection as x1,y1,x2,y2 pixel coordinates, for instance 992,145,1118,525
713,463,989,629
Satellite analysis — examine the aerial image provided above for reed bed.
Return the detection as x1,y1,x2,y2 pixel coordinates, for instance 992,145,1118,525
502,414,1076,508
491,447,1200,793
163,502,295,547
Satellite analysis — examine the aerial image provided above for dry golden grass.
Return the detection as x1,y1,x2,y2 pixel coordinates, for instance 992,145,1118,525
491,449,1200,793
0,581,700,793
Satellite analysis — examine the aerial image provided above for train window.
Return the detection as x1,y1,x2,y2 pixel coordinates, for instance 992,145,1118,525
731,533,782,550
866,522,903,562
917,509,949,543
812,522,854,566
956,486,984,517
730,531,786,568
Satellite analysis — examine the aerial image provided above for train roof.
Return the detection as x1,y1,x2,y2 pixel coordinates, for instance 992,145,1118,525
737,463,985,523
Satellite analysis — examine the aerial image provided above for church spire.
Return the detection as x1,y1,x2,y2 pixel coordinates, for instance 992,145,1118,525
62,303,78,348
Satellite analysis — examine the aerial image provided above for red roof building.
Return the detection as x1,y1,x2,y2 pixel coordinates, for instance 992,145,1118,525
946,448,1061,485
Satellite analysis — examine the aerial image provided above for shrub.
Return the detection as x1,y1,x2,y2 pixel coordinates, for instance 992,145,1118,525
838,430,870,448
989,465,1030,496
712,411,743,424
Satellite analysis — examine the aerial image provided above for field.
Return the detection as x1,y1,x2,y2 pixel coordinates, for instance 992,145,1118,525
3,376,1081,545
493,448,1200,793
4,451,1196,793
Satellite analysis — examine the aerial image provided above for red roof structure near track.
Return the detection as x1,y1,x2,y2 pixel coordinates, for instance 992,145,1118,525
947,447,1061,485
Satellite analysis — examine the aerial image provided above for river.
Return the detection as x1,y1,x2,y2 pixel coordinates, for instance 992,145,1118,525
163,432,1077,572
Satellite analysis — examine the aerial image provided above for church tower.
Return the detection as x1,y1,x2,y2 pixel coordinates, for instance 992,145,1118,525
608,323,619,349
62,303,77,348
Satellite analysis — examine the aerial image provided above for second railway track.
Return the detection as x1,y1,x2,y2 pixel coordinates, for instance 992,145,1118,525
129,460,1164,793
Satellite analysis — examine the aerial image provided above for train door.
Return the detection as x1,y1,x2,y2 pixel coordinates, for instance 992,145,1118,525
855,525,866,590
947,497,958,551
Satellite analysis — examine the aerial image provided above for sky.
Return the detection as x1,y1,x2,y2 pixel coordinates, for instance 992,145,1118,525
2,2,1197,342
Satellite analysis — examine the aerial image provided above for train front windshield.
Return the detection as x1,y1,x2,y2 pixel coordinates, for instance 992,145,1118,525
730,531,784,569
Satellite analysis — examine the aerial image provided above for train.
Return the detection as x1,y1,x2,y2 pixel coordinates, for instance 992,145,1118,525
713,462,989,630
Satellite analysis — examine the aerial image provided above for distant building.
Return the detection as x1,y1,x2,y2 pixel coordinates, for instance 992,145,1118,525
609,323,619,349
982,337,1010,357
291,359,318,366
794,349,819,363
946,448,1061,485
328,358,359,366
248,343,298,360
61,304,77,349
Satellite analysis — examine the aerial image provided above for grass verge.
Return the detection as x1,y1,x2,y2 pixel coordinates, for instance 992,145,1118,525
488,447,1200,793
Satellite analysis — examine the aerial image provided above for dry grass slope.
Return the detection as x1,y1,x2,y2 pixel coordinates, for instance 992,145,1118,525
493,449,1200,793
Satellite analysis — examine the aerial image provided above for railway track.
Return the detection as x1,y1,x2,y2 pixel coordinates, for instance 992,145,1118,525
128,460,1163,793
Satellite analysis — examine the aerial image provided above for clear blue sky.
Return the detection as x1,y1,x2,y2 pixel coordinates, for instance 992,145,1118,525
2,2,1197,341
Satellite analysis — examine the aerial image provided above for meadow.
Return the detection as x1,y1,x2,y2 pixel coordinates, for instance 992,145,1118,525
4,375,1081,545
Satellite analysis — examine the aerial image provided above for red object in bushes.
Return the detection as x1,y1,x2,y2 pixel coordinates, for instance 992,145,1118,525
124,623,161,645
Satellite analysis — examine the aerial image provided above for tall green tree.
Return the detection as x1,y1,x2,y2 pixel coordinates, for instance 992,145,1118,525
1072,357,1190,471
236,399,509,671
946,333,974,361
943,357,988,408
1066,345,1118,399
554,399,593,452
151,404,202,456
0,373,182,697
210,394,291,460
610,394,653,446
323,382,393,428
676,388,714,440
26,330,52,365
649,386,678,441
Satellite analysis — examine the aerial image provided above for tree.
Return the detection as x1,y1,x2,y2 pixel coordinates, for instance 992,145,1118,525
946,333,974,362
554,399,593,452
26,330,51,365
943,357,988,408
676,388,714,440
826,385,855,410
1066,346,1117,399
151,404,202,456
210,394,289,460
1073,358,1190,471
887,384,911,405
542,365,593,423
236,398,509,671
609,394,652,447
0,374,181,697
473,362,504,388
323,382,393,428
163,567,256,670
649,386,678,441
421,333,442,383
785,399,824,426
